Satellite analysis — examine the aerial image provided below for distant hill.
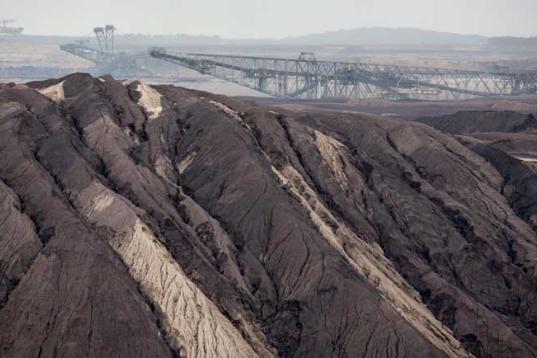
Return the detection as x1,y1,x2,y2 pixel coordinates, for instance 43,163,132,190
12,27,493,47
112,27,488,47
489,36,537,48
280,27,487,46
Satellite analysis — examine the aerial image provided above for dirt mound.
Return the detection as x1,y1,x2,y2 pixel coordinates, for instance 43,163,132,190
1,74,537,357
418,110,537,134
419,108,537,249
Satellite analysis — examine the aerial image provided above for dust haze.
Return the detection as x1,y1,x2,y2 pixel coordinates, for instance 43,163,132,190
2,0,537,38
3,1,537,358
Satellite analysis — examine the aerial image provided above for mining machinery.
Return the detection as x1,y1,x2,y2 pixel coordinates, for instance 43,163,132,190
0,20,23,35
150,49,537,100
60,25,137,77
94,25,116,54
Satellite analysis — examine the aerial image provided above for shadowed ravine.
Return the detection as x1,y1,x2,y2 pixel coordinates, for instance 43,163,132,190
1,74,537,358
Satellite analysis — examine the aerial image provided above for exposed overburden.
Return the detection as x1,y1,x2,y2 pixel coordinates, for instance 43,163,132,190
418,110,537,134
1,74,537,357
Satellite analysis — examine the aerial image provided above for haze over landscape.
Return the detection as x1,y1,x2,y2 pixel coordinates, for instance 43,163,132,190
3,0,537,38
3,1,537,358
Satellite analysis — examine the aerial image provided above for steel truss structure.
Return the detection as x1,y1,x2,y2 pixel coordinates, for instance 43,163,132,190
94,25,116,55
60,25,137,77
150,50,537,100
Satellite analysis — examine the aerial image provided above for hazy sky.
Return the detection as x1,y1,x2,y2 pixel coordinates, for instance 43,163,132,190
3,0,537,38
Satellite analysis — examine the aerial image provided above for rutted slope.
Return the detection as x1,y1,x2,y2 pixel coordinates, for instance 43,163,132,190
22,77,274,358
0,178,41,307
471,145,537,231
217,101,537,357
206,100,467,357
0,84,175,358
2,74,537,357
417,108,537,237
417,111,537,134
77,182,259,358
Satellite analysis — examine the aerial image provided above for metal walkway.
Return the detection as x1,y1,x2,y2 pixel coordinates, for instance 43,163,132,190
150,50,537,100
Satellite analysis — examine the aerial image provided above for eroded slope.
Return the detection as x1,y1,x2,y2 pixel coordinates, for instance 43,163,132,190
1,75,537,357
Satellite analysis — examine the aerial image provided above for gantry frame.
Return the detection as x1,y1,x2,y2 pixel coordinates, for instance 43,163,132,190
150,50,537,100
